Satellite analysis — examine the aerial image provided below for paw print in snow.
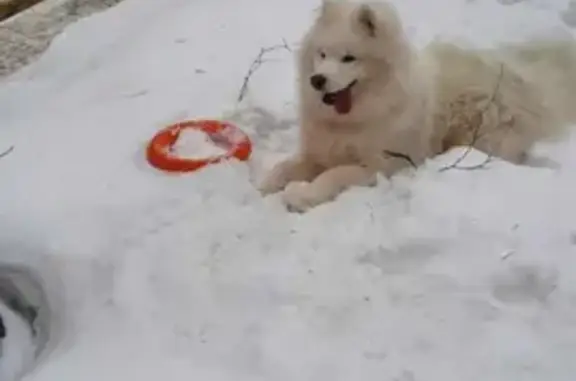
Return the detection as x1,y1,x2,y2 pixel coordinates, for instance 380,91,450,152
492,264,558,304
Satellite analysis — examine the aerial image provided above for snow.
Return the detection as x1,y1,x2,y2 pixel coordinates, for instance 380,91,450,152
1,0,576,380
171,129,226,159
0,304,35,381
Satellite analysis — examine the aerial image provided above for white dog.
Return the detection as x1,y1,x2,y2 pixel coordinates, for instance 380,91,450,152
259,0,576,212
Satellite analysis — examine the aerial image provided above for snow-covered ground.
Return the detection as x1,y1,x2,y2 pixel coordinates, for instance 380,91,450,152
0,303,35,381
2,0,576,380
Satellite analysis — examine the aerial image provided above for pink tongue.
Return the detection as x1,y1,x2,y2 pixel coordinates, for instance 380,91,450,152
334,88,352,114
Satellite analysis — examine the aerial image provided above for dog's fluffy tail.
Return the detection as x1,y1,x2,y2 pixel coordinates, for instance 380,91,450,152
504,38,576,141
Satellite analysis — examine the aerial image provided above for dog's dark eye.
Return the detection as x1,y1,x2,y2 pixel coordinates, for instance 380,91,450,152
319,51,326,59
342,54,356,63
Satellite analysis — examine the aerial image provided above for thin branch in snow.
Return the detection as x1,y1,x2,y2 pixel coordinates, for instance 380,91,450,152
500,249,516,261
439,63,505,172
237,39,292,103
0,145,14,160
382,149,417,168
446,154,493,171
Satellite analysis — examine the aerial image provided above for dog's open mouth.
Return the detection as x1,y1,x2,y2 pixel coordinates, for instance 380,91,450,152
322,80,357,115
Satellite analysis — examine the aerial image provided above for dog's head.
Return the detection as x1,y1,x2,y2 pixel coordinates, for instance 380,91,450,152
299,1,410,120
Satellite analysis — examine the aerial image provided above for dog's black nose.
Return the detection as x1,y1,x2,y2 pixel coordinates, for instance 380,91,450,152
310,74,326,91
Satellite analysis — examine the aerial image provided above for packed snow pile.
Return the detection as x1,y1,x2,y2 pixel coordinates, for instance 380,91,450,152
171,129,226,159
1,0,576,380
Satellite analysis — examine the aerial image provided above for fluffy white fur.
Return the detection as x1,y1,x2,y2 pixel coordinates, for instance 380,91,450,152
260,0,576,212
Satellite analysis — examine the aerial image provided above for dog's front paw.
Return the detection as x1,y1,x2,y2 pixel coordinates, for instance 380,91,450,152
258,174,287,196
258,161,295,196
281,181,324,213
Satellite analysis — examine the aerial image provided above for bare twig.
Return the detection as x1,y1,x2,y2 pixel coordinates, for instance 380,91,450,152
500,249,516,261
237,39,292,103
0,145,14,160
448,154,493,171
383,149,417,168
439,63,505,172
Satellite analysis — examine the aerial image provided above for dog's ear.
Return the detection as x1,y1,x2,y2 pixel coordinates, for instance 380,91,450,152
357,4,377,37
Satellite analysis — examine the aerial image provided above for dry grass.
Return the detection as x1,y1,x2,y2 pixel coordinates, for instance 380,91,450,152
0,0,42,22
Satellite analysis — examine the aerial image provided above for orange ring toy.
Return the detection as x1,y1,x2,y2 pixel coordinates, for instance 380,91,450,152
146,119,252,173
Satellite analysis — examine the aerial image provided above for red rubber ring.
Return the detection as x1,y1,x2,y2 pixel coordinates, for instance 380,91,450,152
146,119,252,173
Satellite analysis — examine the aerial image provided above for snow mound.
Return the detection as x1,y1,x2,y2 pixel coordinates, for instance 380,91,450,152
172,129,226,159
